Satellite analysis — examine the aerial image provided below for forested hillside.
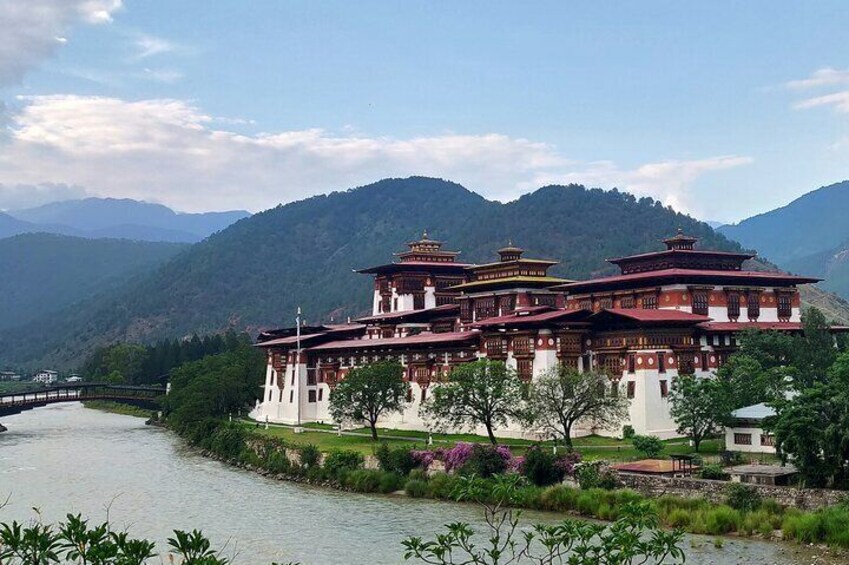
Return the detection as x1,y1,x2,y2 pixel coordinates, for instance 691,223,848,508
0,234,187,331
719,181,849,265
0,177,745,369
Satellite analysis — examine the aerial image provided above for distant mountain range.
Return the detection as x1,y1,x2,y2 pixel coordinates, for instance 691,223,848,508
2,198,250,243
719,181,849,301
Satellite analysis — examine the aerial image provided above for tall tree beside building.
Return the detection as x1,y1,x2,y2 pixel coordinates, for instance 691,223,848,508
421,360,524,445
792,307,838,388
328,361,407,441
668,375,729,452
522,367,629,450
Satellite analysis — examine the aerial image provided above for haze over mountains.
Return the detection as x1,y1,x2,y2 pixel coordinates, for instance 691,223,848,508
2,198,250,243
0,175,837,371
718,181,849,301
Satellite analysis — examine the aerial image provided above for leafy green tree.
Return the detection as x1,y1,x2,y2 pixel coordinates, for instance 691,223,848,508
770,352,849,488
402,474,684,565
715,354,789,410
421,360,523,445
668,375,729,452
328,361,407,441
522,366,629,450
631,435,664,458
791,307,837,388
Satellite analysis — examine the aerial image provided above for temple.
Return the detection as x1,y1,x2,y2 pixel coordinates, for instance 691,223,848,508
253,231,826,439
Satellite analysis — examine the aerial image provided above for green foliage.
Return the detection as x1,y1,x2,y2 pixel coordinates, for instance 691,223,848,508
404,478,430,498
208,423,247,461
426,473,461,500
522,366,629,450
345,469,383,493
298,444,321,470
459,444,508,478
621,425,635,439
378,472,405,494
669,374,729,452
793,307,838,387
328,361,406,441
375,443,417,476
322,449,364,481
421,359,524,444
631,435,664,458
699,464,730,481
521,445,565,487
725,483,762,512
574,461,620,490
782,506,849,547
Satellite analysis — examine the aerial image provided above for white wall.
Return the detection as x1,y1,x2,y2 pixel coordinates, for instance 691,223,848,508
724,425,776,454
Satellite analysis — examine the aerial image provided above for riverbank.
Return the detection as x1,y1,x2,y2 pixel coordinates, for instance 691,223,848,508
180,418,849,553
82,400,153,419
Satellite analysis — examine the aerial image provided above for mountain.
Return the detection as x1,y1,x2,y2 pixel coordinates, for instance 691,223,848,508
0,233,187,331
718,181,849,265
6,198,250,243
0,177,760,369
784,242,849,302
0,212,38,239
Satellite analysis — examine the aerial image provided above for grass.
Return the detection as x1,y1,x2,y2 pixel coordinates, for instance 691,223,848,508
82,400,153,419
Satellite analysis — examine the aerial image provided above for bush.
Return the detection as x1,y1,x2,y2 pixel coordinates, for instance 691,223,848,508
427,472,460,499
408,468,428,482
375,443,417,476
704,506,741,534
522,445,565,486
209,424,246,460
405,479,429,498
574,461,620,490
265,450,291,474
576,489,604,516
631,435,664,458
323,449,364,481
299,444,321,469
782,506,849,547
666,509,691,528
539,485,579,512
346,469,383,493
725,483,761,512
622,425,635,439
378,472,405,493
460,444,510,478
699,464,730,481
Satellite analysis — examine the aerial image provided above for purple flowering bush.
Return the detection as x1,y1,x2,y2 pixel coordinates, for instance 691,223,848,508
409,442,521,477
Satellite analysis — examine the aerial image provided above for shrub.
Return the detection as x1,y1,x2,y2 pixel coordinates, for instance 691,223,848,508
622,425,635,439
575,461,620,490
378,471,405,493
522,445,565,486
666,509,691,528
699,464,730,481
427,472,459,499
265,450,291,474
405,479,429,498
576,489,604,516
704,506,741,534
375,443,417,476
410,449,436,469
346,469,382,493
555,451,582,477
408,468,428,482
299,444,321,469
725,483,761,512
539,485,578,512
460,444,511,478
631,435,664,458
323,449,364,481
209,424,246,460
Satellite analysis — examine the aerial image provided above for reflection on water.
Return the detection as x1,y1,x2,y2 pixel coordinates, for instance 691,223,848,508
0,403,836,564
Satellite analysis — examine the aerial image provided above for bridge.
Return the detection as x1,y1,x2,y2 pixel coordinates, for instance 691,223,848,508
0,383,167,419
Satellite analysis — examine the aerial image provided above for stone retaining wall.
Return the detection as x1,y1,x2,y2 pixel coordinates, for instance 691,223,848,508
618,473,849,511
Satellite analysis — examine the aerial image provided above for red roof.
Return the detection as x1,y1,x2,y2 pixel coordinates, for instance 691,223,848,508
557,268,820,292
256,324,364,347
698,321,805,332
608,248,755,263
592,308,711,323
356,261,473,274
473,308,589,328
355,304,458,323
308,330,480,351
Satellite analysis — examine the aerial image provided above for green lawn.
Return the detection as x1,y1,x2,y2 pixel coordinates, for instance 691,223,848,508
243,420,725,461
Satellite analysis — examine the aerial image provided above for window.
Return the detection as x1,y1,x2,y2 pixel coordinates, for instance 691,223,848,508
517,359,533,382
413,293,425,310
291,373,295,386
620,296,635,309
460,300,472,322
406,387,413,403
627,353,636,374
778,293,792,319
393,298,398,311
701,352,709,371
642,295,658,310
747,291,760,320
268,390,273,401
627,381,635,399
727,293,740,319
420,387,427,403
692,291,709,315
318,388,323,402
761,434,775,447
734,433,752,446
657,352,666,373
579,299,592,310
659,380,668,398
279,390,283,402
512,336,532,356
307,370,317,386
534,294,557,308
474,297,497,320
289,390,294,403
499,294,516,313
598,296,613,310
308,390,317,403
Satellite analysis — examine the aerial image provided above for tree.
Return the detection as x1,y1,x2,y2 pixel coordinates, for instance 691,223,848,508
791,307,837,388
770,352,849,488
632,435,664,458
328,361,406,441
522,367,629,450
421,360,524,445
668,375,729,452
715,354,790,411
402,474,685,565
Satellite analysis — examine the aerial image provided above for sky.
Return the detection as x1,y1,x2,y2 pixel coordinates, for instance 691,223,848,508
0,1,847,222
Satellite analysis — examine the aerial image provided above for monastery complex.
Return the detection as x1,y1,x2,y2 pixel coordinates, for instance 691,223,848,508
253,231,820,439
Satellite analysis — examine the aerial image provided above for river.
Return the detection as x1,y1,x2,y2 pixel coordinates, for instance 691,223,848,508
0,403,841,564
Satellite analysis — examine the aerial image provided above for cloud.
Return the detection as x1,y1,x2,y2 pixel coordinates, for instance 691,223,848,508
0,95,751,216
0,0,121,86
795,91,849,113
131,33,176,60
0,182,89,210
785,68,849,90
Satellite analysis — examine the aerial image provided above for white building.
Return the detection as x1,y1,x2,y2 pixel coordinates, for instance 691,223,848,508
724,402,777,454
32,370,59,384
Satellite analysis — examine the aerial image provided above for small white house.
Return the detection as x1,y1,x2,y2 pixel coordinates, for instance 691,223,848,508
0,371,21,381
724,402,777,454
32,370,59,384
65,375,83,383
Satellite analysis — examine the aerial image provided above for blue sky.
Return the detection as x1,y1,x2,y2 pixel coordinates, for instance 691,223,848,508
0,1,847,221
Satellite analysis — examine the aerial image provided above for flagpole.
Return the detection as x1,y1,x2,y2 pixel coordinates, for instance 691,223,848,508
296,307,302,427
